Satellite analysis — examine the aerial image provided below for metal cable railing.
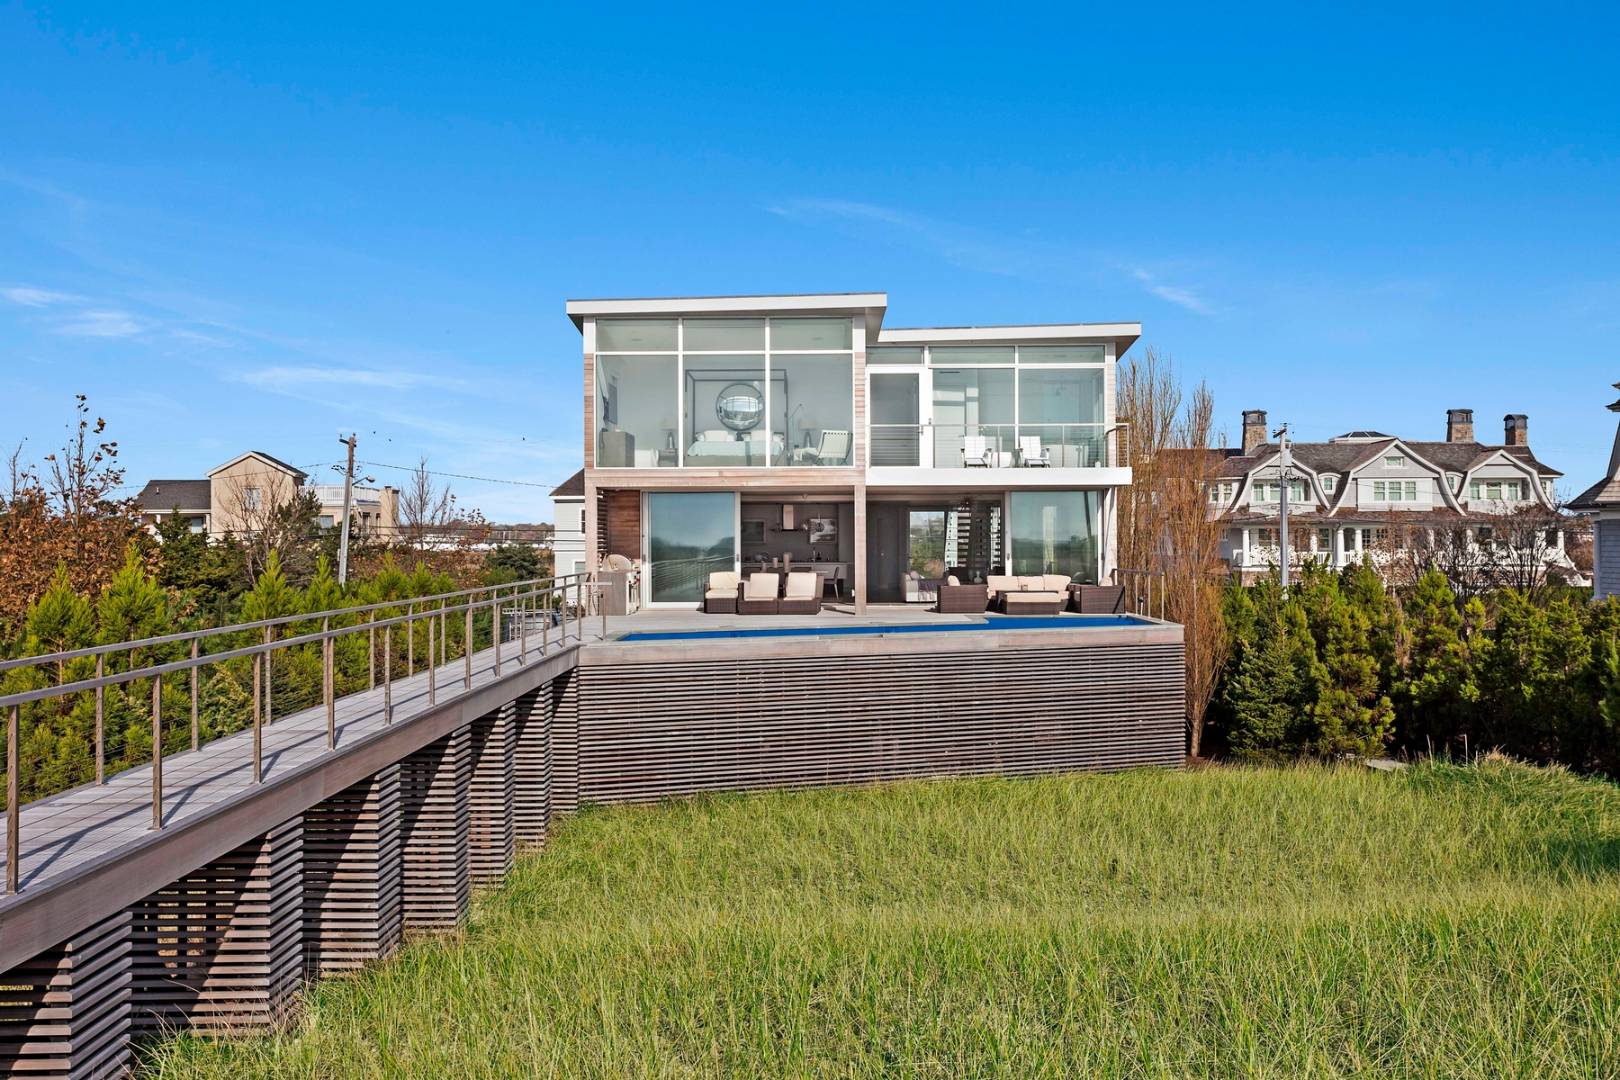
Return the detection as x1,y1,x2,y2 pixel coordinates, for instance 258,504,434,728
0,572,605,895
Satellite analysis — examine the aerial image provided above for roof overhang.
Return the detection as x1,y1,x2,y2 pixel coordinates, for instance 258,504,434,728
877,322,1141,356
567,292,889,339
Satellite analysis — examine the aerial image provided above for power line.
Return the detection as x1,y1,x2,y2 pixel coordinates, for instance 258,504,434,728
356,460,562,489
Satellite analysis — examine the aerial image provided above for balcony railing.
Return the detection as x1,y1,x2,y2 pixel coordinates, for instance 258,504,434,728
869,423,1125,468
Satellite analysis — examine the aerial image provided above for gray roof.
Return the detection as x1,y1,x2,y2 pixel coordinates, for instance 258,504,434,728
550,469,584,499
1569,476,1620,511
135,479,211,512
1216,436,1562,482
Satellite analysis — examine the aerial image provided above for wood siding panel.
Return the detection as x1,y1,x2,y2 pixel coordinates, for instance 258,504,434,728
597,490,640,561
468,702,517,887
512,687,553,850
0,909,132,1079
303,767,403,975
399,728,471,931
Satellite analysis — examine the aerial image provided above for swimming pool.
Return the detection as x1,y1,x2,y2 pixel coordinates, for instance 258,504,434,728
616,614,1153,642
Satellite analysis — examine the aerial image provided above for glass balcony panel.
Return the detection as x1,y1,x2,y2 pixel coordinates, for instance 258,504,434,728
595,354,678,467
932,368,1014,466
870,372,920,466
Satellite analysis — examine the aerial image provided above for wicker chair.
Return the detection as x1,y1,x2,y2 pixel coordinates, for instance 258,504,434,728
778,571,822,615
737,572,780,615
704,571,741,614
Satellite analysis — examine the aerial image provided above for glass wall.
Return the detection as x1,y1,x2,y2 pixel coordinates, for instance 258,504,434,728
1017,368,1105,466
646,492,736,604
870,373,921,466
1008,491,1100,582
594,316,853,469
595,353,679,467
932,368,1015,466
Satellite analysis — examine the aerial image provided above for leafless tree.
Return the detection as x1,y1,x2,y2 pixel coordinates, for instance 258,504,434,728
1388,503,1580,601
1118,347,1229,758
399,457,456,552
217,473,320,584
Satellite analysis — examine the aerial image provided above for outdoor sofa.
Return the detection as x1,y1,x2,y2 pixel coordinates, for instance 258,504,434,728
1069,583,1126,614
986,574,1072,615
777,571,823,615
935,575,989,613
737,572,781,615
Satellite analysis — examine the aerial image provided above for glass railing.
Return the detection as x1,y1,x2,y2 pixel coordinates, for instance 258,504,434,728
647,554,735,604
869,424,1115,468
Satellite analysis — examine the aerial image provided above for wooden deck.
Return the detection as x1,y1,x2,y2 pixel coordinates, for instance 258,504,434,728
0,634,592,973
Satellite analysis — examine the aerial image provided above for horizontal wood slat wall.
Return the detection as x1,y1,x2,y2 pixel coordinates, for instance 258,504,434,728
469,703,517,887
399,728,471,931
512,687,553,850
303,766,403,976
0,909,132,1079
130,814,304,1036
551,670,580,815
575,643,1184,804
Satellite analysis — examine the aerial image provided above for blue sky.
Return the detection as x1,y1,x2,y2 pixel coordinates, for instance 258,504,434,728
4,3,1618,520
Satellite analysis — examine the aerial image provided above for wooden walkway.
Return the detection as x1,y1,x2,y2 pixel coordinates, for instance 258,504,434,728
0,632,592,970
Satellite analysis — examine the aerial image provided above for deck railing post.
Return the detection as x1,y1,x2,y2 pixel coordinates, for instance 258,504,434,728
384,628,393,723
464,605,473,690
427,615,437,705
189,638,200,751
324,616,335,750
264,626,273,724
252,649,262,783
493,600,502,677
519,591,528,664
150,673,163,830
94,653,105,785
542,590,550,653
368,612,376,690
600,586,606,641
407,602,415,677
439,602,447,669
562,584,570,644
7,703,19,893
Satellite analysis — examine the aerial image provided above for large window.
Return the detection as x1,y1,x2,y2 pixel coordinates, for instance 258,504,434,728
932,368,1015,465
1008,491,1100,582
646,492,736,604
595,316,852,469
1017,368,1104,466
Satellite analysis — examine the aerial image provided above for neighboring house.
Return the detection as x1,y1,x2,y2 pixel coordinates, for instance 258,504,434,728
134,479,213,535
550,469,587,582
136,451,398,541
1568,384,1620,600
1208,408,1580,584
570,292,1135,611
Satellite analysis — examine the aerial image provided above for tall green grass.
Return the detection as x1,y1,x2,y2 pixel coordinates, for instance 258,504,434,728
144,762,1620,1078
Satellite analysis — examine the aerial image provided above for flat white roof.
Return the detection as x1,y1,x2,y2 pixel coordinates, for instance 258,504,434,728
878,322,1141,354
567,293,889,336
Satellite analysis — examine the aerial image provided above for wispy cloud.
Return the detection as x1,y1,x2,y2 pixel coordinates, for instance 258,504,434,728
2,285,80,308
239,365,471,393
1129,268,1215,315
52,309,149,338
770,197,1219,316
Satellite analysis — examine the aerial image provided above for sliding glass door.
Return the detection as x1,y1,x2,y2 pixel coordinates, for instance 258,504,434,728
1007,491,1100,583
646,492,737,604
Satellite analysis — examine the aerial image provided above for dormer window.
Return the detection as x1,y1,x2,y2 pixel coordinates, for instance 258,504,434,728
1384,454,1406,469
1447,472,1463,494
1321,475,1337,494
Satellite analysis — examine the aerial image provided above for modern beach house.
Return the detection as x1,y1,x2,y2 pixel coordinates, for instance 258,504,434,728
570,293,1137,612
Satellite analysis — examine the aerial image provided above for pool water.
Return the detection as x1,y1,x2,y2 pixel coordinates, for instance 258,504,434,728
616,614,1152,642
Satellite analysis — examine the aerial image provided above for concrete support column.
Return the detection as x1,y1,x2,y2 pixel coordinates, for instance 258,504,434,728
0,909,132,1079
469,702,517,887
512,686,554,850
303,766,403,975
399,728,471,931
130,814,305,1036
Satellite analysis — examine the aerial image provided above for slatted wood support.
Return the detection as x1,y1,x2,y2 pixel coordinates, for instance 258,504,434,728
574,643,1185,804
303,766,403,976
130,814,304,1036
468,704,516,886
511,687,553,850
0,909,132,1079
550,670,580,815
398,728,470,931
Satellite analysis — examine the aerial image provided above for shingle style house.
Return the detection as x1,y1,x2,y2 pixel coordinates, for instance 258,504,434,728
1567,385,1620,599
1209,408,1575,580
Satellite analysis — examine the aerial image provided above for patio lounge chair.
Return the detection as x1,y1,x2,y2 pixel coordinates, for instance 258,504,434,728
778,571,822,615
1068,583,1126,613
704,570,741,614
936,575,989,614
789,429,852,467
737,572,780,615
962,435,993,467
1017,436,1051,467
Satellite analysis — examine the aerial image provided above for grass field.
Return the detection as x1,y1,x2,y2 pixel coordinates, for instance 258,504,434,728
143,761,1620,1078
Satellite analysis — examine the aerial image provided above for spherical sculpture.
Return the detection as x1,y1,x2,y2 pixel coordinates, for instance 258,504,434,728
716,383,764,432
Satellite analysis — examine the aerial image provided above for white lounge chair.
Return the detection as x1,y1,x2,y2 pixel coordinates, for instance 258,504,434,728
1017,436,1051,467
790,429,852,466
962,435,992,467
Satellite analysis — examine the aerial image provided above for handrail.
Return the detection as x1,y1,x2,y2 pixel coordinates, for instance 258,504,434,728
2,572,607,895
0,573,584,673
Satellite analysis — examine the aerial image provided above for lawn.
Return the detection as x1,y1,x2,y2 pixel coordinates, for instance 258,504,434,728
144,762,1620,1078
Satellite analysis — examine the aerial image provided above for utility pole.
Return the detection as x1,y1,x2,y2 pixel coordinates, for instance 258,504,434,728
336,433,357,586
1274,422,1292,591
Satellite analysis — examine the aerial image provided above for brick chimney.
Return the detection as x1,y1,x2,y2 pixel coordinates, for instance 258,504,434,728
1504,413,1529,447
1242,409,1268,455
1446,408,1474,443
